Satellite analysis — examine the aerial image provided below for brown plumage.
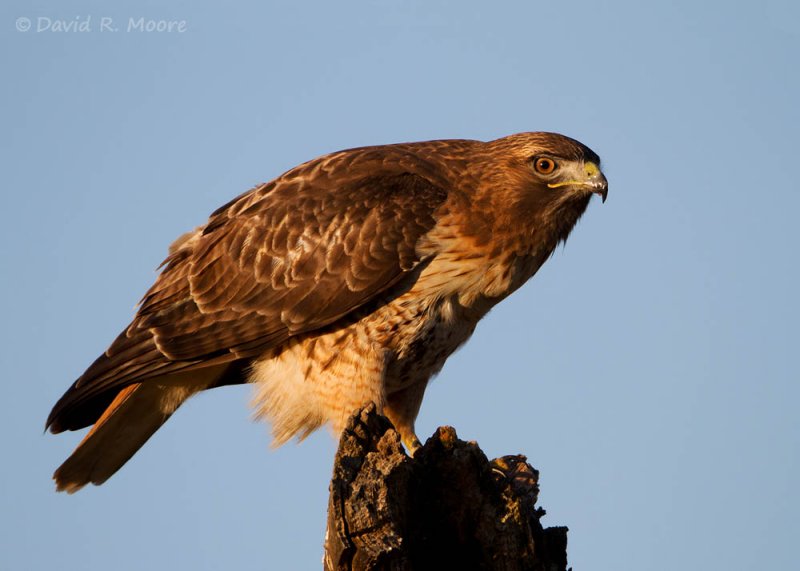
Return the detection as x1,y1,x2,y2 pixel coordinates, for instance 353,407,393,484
47,132,608,492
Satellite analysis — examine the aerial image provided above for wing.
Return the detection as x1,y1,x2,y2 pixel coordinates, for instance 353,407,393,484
47,146,451,432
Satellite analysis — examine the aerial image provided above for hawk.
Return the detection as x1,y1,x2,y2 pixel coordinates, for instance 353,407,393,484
47,132,608,493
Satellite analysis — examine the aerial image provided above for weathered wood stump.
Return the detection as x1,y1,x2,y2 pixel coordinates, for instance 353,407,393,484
324,405,568,570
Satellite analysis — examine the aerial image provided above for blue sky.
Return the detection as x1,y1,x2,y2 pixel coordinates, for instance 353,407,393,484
2,1,798,569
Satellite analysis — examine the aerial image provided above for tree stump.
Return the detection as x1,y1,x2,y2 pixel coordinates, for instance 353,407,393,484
324,404,568,570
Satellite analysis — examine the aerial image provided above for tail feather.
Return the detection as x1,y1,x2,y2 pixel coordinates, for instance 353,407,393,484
53,367,226,493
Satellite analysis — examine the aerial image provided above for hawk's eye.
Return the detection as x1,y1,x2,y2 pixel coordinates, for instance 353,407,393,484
534,157,557,175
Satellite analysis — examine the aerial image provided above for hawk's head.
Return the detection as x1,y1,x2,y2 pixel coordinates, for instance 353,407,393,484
489,131,608,204
468,132,608,255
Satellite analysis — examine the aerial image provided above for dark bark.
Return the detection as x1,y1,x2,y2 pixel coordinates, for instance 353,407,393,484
324,404,568,571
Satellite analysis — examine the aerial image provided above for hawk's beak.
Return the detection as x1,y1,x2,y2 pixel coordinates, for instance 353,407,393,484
547,161,608,203
582,161,608,203
589,174,608,203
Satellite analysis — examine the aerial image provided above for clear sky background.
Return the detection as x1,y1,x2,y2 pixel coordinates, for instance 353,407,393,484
2,1,798,569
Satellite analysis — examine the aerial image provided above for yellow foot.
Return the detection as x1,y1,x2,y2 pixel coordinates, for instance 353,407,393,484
401,434,422,457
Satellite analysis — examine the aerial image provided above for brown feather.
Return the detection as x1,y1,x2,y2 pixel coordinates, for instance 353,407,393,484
53,364,231,493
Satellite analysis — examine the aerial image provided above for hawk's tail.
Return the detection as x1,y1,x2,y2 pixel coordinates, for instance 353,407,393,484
53,381,195,493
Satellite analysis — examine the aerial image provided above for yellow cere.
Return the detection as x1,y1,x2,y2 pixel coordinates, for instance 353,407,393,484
547,161,600,189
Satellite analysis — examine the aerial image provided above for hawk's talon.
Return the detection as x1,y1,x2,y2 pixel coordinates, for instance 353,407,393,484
402,434,422,457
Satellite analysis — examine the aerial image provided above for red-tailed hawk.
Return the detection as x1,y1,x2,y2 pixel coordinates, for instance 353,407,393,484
47,132,607,492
